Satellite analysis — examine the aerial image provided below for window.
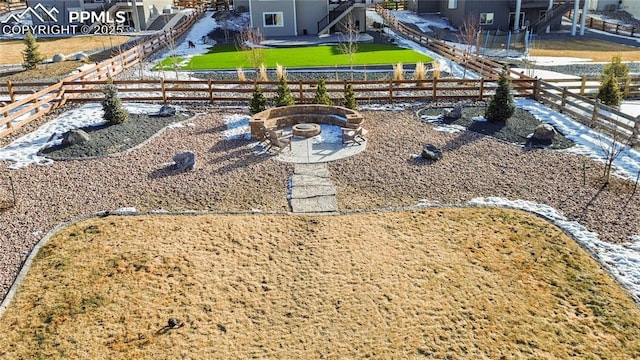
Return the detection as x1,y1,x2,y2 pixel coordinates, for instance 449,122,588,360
448,0,457,9
263,12,283,27
509,12,525,29
479,13,494,25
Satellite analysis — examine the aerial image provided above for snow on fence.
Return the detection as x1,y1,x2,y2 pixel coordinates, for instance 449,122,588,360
0,5,206,139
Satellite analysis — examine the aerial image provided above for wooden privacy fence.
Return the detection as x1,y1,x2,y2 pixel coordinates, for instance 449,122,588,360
535,80,640,146
567,10,640,39
0,5,206,138
58,78,537,104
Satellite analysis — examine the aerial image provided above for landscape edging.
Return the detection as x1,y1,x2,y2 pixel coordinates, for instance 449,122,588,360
1,201,637,322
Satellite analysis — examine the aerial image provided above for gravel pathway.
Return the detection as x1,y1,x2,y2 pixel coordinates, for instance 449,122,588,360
1,104,639,304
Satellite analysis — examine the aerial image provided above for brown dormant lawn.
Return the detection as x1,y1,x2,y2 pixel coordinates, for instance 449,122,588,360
0,35,131,65
1,209,639,359
529,38,640,62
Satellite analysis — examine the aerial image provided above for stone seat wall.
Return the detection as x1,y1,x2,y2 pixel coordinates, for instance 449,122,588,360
249,105,364,140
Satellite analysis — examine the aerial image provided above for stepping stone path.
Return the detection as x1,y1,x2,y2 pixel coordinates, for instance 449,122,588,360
289,163,338,213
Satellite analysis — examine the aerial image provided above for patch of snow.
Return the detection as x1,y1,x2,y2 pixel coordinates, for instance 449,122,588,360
366,9,476,79
468,196,640,304
433,124,465,134
222,114,251,140
420,114,443,123
150,209,170,214
311,124,342,144
528,56,595,66
390,10,456,33
112,207,138,215
513,67,581,81
360,103,412,111
0,103,185,169
517,98,640,181
620,101,640,117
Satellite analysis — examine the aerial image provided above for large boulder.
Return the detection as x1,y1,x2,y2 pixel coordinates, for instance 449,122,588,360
443,104,463,121
52,53,66,63
173,151,196,172
532,124,556,141
157,105,176,117
61,129,91,146
421,144,443,161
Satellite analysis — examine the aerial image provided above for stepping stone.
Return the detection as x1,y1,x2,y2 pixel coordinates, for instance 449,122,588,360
290,174,333,187
290,185,336,199
294,163,330,178
289,162,338,213
290,196,338,213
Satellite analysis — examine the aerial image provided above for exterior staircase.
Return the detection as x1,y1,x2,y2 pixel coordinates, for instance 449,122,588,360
529,0,575,33
317,0,358,36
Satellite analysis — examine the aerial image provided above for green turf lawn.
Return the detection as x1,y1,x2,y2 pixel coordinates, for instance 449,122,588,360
155,44,433,70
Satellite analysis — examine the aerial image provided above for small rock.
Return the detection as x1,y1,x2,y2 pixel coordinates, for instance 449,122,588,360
173,151,196,172
157,105,176,117
421,144,443,161
443,104,463,121
52,53,66,63
533,123,556,141
61,129,91,146
168,318,180,328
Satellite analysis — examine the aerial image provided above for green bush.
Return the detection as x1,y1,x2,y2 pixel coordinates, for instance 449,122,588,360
603,55,629,92
597,74,622,107
22,30,44,70
249,85,267,115
485,65,515,122
102,79,128,125
313,78,333,105
343,83,357,110
274,76,294,107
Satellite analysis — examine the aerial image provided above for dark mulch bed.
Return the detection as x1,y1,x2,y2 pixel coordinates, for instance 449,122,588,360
39,112,193,160
416,106,575,150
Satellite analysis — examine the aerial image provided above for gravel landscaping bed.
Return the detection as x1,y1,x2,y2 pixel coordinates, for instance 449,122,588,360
1,105,639,305
39,112,193,160
417,105,575,149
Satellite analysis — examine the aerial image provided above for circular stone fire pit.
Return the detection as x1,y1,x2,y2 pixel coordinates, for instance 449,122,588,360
292,123,321,138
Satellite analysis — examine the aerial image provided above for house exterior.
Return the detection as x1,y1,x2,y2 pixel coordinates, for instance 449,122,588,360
406,0,439,13
409,0,584,33
620,0,640,19
587,0,619,11
234,0,368,37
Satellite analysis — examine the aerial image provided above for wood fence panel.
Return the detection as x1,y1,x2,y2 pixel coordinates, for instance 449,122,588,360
0,5,207,138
